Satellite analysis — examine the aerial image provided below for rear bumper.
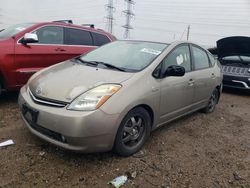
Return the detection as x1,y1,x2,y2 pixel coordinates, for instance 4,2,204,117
223,75,250,90
18,86,120,153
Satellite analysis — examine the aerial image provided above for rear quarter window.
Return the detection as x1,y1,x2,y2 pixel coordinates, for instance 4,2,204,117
65,28,93,46
92,32,111,46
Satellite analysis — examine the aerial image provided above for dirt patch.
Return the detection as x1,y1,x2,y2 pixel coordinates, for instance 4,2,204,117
0,90,250,188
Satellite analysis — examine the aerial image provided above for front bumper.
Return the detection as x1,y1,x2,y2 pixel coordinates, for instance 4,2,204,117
18,86,120,153
223,75,250,90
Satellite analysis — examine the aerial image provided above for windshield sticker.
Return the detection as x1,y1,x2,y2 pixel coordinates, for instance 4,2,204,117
140,48,162,55
176,53,189,65
15,27,26,31
176,54,184,65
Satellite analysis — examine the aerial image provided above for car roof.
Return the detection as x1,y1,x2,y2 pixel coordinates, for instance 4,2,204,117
119,40,207,50
31,21,113,36
118,39,169,45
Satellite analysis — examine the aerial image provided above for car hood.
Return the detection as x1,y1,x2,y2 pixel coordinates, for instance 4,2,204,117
29,60,134,103
217,36,250,58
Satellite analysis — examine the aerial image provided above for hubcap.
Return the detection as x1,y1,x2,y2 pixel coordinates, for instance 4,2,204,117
208,91,217,111
122,116,145,147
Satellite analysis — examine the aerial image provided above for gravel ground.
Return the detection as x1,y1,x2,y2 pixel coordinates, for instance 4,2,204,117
0,89,249,188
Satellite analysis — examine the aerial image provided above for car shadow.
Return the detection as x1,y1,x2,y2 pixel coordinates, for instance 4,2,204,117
222,87,250,96
0,91,19,104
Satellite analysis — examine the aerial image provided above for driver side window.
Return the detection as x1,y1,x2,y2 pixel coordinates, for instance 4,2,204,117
162,45,191,73
34,26,64,44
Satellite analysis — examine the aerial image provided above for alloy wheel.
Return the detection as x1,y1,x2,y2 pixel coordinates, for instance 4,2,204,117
122,116,145,148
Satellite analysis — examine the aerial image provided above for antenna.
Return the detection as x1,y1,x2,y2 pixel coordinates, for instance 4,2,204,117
122,0,135,39
105,0,115,33
187,25,190,41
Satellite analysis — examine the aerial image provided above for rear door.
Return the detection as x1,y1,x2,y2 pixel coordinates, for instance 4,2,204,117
190,45,215,107
159,44,195,124
14,26,66,85
63,27,96,59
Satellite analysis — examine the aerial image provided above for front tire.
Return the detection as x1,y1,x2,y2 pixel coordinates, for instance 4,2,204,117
0,81,3,98
203,89,219,113
114,107,151,157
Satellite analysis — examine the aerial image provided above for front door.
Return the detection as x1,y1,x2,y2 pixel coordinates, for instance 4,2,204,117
14,26,66,85
159,45,195,124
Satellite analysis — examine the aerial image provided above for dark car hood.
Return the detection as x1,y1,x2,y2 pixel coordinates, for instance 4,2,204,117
29,60,134,103
217,36,250,59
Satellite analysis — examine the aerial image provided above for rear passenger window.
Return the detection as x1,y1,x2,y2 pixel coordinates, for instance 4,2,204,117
34,26,63,44
92,32,110,46
162,45,191,73
65,28,93,46
192,46,210,70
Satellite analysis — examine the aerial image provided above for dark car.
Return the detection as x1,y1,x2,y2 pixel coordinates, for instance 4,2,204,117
0,20,116,97
209,36,250,90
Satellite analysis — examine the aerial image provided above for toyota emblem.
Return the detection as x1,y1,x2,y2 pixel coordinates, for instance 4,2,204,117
36,86,42,95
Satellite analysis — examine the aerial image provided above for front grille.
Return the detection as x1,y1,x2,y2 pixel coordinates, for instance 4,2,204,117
28,88,67,108
30,122,66,143
222,66,249,76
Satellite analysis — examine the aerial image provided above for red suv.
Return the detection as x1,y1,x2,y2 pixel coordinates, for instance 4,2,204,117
0,21,116,96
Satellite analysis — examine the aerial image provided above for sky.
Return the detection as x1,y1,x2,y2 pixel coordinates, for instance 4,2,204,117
1,0,250,46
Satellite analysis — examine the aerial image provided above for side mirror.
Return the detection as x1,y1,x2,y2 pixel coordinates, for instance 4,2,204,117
21,33,38,44
164,65,185,77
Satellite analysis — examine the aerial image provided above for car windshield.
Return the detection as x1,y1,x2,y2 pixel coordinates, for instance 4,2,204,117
80,40,168,72
0,23,35,39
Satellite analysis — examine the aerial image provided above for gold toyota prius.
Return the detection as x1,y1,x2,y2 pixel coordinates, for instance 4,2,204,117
18,40,223,156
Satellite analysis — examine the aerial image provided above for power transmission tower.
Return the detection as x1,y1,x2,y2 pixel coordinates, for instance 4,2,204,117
105,0,115,34
122,0,135,39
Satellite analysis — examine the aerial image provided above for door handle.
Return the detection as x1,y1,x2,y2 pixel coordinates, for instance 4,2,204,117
188,79,195,86
151,86,159,92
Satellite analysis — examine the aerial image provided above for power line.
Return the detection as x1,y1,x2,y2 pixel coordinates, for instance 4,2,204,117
105,0,115,33
122,0,135,39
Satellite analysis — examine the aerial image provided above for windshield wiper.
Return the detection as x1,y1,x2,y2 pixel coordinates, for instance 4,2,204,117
73,58,127,72
89,61,127,72
74,57,98,66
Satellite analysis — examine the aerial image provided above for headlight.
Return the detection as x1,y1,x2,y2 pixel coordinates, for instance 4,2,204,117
67,84,121,111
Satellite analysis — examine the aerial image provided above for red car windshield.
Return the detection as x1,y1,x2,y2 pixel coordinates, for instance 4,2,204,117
0,23,35,39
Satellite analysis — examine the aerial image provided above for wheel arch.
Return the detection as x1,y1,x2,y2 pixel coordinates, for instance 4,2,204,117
133,104,154,127
215,84,222,103
0,70,6,89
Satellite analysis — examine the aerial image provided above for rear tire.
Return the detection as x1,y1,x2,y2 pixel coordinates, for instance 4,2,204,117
114,107,151,157
203,89,219,113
